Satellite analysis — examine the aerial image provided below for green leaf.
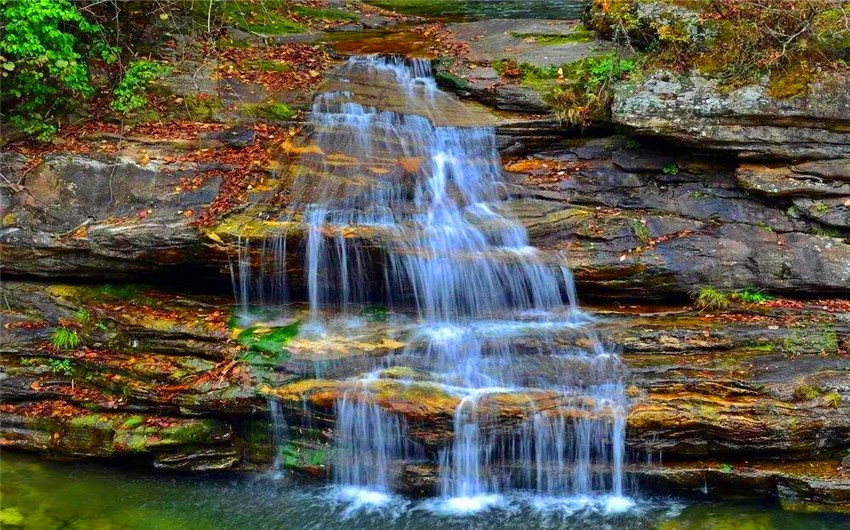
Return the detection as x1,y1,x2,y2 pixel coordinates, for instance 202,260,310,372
2,62,15,71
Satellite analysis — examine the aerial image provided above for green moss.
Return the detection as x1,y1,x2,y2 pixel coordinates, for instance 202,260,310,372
216,1,305,34
291,5,356,22
122,416,144,428
511,27,595,45
793,383,822,401
248,101,296,121
70,414,110,427
238,321,300,368
823,392,842,409
184,95,222,121
249,59,294,73
162,421,210,443
0,507,25,526
768,66,812,98
434,70,469,89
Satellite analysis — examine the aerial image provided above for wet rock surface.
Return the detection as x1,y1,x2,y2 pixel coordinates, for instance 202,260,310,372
1,278,848,509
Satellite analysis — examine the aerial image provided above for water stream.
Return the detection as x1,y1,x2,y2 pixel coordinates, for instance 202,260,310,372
235,56,629,514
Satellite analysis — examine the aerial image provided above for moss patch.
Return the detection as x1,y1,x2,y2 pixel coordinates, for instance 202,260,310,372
215,1,305,34
511,27,595,45
247,101,296,121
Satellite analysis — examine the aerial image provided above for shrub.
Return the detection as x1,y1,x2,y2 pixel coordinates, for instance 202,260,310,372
0,0,115,140
586,0,850,95
546,54,634,127
112,60,172,114
50,327,81,350
692,287,731,311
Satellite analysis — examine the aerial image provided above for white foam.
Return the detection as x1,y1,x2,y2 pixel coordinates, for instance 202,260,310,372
422,494,505,515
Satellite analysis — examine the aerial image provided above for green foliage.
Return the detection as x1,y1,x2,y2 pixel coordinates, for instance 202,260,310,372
823,392,842,409
631,219,650,244
212,1,305,35
112,60,171,114
587,0,850,95
813,227,840,238
100,283,151,301
361,306,388,322
756,222,773,233
814,202,830,213
692,287,731,311
290,5,357,22
279,443,331,469
50,327,81,350
238,322,300,369
735,290,774,304
793,383,822,401
662,164,679,175
46,358,73,376
76,308,93,326
625,138,640,149
545,54,634,127
0,0,115,140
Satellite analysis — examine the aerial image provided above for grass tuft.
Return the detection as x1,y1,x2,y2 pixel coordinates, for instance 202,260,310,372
691,287,731,311
50,327,81,350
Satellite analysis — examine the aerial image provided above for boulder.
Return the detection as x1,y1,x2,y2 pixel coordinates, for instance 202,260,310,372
612,70,850,160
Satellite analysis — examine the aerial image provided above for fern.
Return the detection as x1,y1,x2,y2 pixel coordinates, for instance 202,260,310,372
50,327,81,350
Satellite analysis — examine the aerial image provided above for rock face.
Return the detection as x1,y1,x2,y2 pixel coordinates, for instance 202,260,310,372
612,70,850,160
506,138,850,298
0,145,230,279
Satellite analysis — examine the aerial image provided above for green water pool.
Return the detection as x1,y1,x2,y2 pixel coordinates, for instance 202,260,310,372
1,453,848,530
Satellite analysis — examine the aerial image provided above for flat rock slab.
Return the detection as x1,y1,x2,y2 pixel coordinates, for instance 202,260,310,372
448,19,614,67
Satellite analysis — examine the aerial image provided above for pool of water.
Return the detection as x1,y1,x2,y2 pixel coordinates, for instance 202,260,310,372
367,0,587,21
2,453,848,530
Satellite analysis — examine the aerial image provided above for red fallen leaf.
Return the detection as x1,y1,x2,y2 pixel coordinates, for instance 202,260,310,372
138,210,148,219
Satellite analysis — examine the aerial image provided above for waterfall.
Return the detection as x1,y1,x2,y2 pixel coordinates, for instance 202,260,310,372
236,56,630,510
269,398,287,476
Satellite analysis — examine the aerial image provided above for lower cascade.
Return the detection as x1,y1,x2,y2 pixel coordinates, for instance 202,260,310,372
236,55,631,512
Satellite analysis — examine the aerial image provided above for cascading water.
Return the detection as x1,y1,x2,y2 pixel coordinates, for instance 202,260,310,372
236,55,631,513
